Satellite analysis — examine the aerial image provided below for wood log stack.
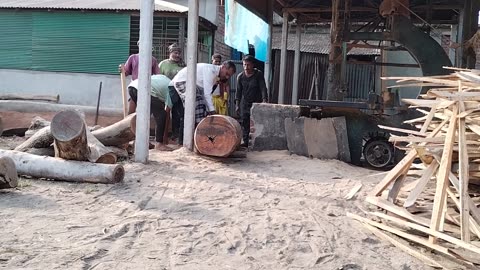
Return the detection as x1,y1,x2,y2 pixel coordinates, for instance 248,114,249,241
349,67,480,268
0,110,136,186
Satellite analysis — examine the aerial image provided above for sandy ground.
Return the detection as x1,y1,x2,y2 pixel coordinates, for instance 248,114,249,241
0,136,431,270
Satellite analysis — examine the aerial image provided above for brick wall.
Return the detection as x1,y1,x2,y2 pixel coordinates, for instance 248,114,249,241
214,2,232,61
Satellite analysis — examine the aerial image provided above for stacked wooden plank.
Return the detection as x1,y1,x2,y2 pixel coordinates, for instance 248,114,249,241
350,67,480,268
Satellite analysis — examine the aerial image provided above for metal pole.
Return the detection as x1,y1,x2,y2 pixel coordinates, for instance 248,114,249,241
264,0,273,100
278,10,288,104
183,0,199,151
134,0,154,163
94,81,102,125
291,23,301,105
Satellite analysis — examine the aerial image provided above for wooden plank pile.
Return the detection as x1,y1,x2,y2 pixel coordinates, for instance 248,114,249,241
349,67,480,268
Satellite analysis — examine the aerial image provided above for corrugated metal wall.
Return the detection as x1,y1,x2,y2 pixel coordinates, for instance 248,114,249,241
272,50,327,104
0,11,33,69
0,10,130,74
271,49,375,104
344,63,376,101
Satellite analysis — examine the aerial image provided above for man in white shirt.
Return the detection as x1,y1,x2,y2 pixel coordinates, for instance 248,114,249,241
169,61,236,144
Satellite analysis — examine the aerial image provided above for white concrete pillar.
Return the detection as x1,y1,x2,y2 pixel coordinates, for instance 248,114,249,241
183,0,199,151
134,0,154,163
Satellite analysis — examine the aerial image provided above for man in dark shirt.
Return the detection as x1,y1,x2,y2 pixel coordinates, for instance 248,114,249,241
235,55,268,147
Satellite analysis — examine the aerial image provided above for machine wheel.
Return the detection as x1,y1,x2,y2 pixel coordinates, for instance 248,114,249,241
363,138,394,169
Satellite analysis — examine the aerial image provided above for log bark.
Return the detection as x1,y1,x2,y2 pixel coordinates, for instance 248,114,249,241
91,113,136,146
15,126,53,152
86,129,117,164
0,156,18,189
194,115,242,157
0,150,124,184
51,110,89,161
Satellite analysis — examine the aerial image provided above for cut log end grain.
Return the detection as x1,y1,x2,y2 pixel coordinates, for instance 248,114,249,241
51,110,85,142
111,165,125,183
0,157,18,189
194,115,242,157
51,110,89,161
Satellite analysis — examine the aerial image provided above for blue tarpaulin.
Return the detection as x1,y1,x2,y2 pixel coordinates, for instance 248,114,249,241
224,0,268,62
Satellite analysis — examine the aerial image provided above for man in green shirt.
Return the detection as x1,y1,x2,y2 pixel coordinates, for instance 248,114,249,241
158,43,186,80
128,74,173,151
159,43,186,142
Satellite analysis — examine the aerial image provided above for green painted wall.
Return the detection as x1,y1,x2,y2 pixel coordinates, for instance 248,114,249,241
0,10,130,74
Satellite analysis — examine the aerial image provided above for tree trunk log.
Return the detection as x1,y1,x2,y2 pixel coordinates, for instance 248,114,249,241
91,113,136,146
51,110,89,161
194,115,242,157
0,156,18,189
86,129,117,164
0,150,124,184
15,126,53,152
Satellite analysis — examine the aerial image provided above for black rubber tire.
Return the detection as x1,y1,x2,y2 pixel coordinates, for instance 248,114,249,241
363,138,395,169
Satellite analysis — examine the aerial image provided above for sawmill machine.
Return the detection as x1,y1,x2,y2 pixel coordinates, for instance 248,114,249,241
299,0,454,169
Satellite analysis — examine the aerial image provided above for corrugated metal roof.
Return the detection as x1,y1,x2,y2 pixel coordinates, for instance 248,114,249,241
0,0,188,13
272,32,380,56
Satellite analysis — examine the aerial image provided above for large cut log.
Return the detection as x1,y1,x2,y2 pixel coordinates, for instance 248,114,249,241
0,156,18,189
86,129,117,164
51,110,89,161
194,115,242,157
0,150,124,183
91,113,136,146
51,110,117,163
14,126,53,152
